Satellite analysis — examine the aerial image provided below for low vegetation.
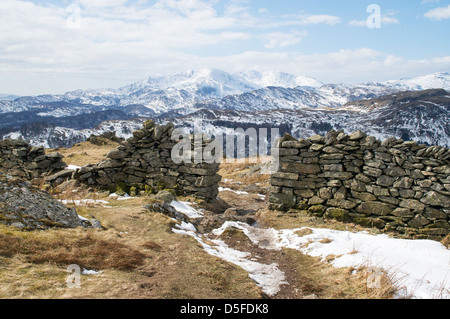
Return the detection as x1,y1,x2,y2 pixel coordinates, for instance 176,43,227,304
0,139,414,299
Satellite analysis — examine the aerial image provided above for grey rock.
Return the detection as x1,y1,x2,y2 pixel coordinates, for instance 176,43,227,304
420,191,450,208
349,130,367,141
0,175,85,230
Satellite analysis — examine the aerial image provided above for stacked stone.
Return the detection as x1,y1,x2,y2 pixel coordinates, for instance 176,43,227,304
269,130,450,240
0,139,66,179
75,120,221,202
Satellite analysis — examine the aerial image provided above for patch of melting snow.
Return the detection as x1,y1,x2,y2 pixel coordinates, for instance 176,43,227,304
173,222,288,296
82,268,103,275
170,201,204,219
228,224,450,299
67,165,81,170
59,199,109,206
109,193,138,200
170,203,450,299
213,221,281,251
218,187,249,195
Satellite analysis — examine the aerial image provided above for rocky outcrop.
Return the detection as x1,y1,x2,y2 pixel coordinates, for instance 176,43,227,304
269,130,450,241
0,173,99,230
74,120,221,202
0,139,67,180
87,131,124,145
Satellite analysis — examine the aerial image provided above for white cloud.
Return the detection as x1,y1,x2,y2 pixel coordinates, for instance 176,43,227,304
192,48,450,85
78,0,129,8
424,4,450,20
299,14,341,25
283,14,341,26
0,0,448,95
263,30,307,49
349,14,399,27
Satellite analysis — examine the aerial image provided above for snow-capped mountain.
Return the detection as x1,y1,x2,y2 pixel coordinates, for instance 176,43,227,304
386,72,450,91
175,88,450,148
4,118,147,149
238,70,323,88
1,70,449,116
1,69,449,148
193,72,450,113
0,94,20,101
5,88,449,149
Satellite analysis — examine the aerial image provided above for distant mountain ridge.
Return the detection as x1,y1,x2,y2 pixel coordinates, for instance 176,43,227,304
1,70,449,148
2,70,449,116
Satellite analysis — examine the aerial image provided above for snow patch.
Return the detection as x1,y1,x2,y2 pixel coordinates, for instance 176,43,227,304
207,221,450,299
173,224,288,296
60,199,109,206
167,199,449,299
82,269,103,275
218,187,249,195
169,201,204,219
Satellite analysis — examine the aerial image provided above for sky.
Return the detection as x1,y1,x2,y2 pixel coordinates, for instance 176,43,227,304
1,0,450,95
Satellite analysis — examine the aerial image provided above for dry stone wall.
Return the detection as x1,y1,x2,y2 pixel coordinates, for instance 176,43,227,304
0,139,66,180
74,120,221,202
0,121,221,202
269,130,450,240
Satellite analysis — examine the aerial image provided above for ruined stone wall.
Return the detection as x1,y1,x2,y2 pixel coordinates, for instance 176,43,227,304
269,130,450,240
74,120,221,202
0,139,66,180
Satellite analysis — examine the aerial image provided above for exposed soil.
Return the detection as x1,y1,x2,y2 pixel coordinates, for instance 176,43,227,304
213,181,318,299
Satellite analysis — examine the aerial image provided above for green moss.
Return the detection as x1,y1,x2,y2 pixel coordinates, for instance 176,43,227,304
308,205,325,217
296,201,309,211
355,218,385,230
0,212,13,222
324,208,351,223
115,181,130,196
145,185,155,195
171,184,184,196
37,219,65,228
352,217,373,228
156,181,167,191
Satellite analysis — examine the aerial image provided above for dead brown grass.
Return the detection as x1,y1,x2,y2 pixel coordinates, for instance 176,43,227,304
219,156,272,186
47,139,119,167
0,145,407,299
0,196,262,299
282,249,396,299
0,228,147,271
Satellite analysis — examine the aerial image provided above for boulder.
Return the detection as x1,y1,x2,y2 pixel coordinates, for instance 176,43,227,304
0,174,88,230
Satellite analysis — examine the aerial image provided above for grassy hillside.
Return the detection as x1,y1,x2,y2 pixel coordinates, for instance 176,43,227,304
0,139,407,299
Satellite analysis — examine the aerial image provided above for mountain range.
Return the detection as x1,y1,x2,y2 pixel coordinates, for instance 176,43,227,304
1,69,449,149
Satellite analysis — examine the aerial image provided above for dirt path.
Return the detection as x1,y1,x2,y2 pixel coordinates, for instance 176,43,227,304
214,182,319,299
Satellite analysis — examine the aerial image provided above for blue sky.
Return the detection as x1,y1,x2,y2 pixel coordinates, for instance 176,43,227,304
1,0,449,95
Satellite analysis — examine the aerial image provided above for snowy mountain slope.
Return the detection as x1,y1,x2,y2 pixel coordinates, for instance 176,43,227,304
193,71,450,113
174,89,450,148
0,94,20,101
238,70,323,88
5,88,449,148
192,80,417,112
1,70,449,116
1,70,449,148
4,118,146,149
386,72,450,91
